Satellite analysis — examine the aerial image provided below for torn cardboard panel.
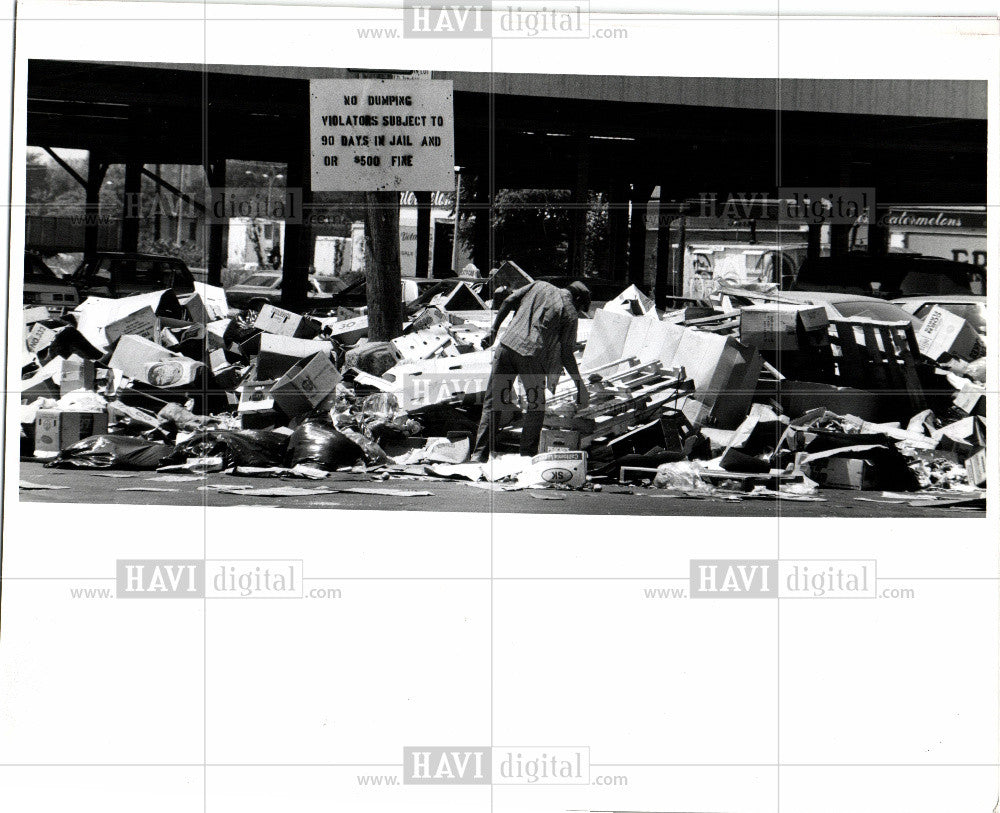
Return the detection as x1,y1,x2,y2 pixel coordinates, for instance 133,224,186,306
270,352,342,417
915,305,985,361
254,303,321,339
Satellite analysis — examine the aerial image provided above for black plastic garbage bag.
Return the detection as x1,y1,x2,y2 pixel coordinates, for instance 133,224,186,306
286,418,363,470
45,434,173,470
159,430,289,469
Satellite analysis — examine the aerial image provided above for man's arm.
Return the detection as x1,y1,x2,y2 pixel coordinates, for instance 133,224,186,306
560,314,590,407
484,285,528,346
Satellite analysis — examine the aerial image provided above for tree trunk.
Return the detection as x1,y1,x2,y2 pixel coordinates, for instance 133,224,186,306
363,190,403,341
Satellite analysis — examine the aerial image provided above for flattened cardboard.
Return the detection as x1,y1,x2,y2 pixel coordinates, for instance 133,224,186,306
915,305,985,361
105,306,158,346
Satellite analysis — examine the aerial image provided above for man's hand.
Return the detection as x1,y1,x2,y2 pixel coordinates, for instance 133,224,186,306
482,330,496,349
575,384,590,409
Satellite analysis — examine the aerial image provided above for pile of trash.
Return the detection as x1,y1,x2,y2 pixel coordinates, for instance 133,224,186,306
19,260,987,504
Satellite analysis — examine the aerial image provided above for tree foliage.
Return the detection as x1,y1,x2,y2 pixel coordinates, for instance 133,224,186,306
458,182,611,278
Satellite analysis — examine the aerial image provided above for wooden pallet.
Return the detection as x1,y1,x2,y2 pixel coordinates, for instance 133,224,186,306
541,358,693,448
828,318,926,413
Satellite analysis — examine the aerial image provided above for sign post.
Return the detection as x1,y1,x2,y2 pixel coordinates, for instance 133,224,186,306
309,78,455,340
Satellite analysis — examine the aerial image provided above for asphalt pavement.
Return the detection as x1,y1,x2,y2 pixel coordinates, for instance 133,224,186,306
17,462,985,518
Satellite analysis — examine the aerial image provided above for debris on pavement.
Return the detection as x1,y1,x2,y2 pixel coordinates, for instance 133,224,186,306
18,273,988,508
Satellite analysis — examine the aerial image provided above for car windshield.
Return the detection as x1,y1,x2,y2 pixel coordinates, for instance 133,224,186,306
829,300,912,321
914,302,987,334
312,278,339,294
25,256,59,283
242,275,280,287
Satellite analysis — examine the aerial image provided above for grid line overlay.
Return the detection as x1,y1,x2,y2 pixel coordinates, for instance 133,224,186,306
1,6,998,813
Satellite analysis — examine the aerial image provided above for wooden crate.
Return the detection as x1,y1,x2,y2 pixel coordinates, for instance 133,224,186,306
828,318,926,414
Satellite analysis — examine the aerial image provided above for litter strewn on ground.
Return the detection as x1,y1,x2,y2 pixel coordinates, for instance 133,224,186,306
20,261,987,506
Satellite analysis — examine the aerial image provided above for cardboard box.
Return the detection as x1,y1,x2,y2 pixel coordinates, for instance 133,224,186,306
23,305,51,326
526,451,588,488
672,330,762,429
205,318,232,350
384,351,493,411
915,305,985,362
739,304,828,351
60,355,96,395
180,286,229,324
253,334,334,379
144,357,203,388
192,281,230,321
237,379,278,413
74,291,180,348
391,326,455,362
33,408,108,455
436,282,487,311
489,260,533,295
105,306,158,346
26,322,60,354
807,457,877,490
539,429,581,452
604,284,656,317
21,358,63,402
965,448,986,487
580,308,633,369
323,315,369,345
270,352,342,417
108,335,202,386
953,382,986,416
254,303,320,339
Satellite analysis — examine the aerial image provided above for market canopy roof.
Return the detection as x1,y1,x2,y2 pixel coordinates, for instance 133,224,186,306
27,60,986,203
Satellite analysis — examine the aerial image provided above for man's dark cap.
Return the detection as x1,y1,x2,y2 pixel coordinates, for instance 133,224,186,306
567,281,591,312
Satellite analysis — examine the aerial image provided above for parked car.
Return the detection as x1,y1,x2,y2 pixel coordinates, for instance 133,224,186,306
724,288,922,328
23,252,80,314
71,252,197,300
226,272,359,310
224,272,283,309
891,295,987,336
227,271,375,312
792,252,984,299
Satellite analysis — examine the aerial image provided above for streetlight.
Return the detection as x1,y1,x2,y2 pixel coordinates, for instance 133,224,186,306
245,169,285,213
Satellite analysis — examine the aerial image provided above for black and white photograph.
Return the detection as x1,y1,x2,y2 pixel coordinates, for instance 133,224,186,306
0,3,997,813
15,60,989,516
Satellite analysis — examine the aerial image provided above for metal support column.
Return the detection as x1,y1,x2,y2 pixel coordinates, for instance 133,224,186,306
414,191,432,278
204,160,226,286
627,182,653,288
84,152,108,258
121,159,142,253
280,90,312,312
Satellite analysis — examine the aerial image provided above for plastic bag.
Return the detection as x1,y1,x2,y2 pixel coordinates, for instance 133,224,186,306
286,418,363,470
344,342,399,377
57,391,107,412
360,392,405,426
45,434,172,470
653,460,714,492
964,357,987,384
159,430,289,469
339,427,391,465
